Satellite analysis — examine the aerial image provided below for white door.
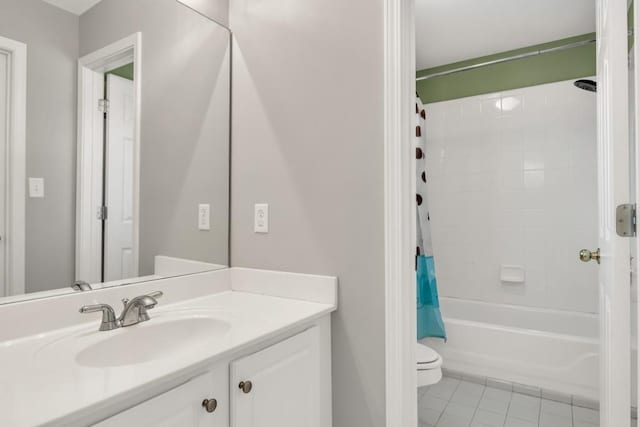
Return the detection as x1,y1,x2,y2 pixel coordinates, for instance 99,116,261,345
230,328,321,427
76,68,105,284
0,51,7,297
104,74,135,282
596,0,631,425
94,369,228,426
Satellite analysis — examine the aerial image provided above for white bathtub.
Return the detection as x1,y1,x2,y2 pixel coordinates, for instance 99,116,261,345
423,297,599,399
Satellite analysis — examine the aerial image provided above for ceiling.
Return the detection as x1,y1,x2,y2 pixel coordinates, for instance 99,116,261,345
41,0,102,15
416,0,596,71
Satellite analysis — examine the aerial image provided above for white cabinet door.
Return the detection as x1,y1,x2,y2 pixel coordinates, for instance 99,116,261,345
230,327,321,427
94,368,228,427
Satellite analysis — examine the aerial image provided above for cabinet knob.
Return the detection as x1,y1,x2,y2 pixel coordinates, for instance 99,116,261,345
239,381,253,394
202,398,218,413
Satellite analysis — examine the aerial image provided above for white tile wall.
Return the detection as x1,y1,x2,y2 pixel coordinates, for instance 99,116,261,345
425,79,598,313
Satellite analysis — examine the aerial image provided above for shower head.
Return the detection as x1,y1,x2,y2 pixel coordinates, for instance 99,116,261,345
574,79,597,93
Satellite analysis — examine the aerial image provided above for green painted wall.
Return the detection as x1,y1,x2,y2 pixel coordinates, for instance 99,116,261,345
107,63,134,81
629,0,634,48
416,33,596,104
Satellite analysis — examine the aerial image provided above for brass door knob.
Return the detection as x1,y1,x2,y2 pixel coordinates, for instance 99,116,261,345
579,248,600,264
239,381,253,394
202,398,218,413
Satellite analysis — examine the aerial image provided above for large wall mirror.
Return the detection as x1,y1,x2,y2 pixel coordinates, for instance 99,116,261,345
0,0,230,304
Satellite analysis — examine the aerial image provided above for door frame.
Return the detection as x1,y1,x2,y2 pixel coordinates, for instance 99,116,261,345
384,0,417,426
384,1,635,426
0,35,26,297
633,0,640,417
76,33,141,283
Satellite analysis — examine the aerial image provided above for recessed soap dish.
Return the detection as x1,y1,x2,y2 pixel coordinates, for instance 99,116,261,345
500,265,525,284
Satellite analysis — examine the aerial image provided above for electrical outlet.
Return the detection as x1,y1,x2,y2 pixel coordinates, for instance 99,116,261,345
254,203,269,233
198,204,210,230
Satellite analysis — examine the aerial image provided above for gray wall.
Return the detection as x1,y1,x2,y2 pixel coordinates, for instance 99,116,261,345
177,0,229,27
80,0,231,275
228,0,386,425
0,0,79,293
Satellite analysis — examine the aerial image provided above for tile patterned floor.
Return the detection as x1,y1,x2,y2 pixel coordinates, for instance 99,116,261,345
418,377,635,427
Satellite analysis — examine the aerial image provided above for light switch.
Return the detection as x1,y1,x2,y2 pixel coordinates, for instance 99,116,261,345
29,178,44,198
254,203,269,233
198,204,210,230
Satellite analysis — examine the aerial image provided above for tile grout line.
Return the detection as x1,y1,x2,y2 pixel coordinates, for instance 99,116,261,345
503,390,514,427
537,396,542,427
430,378,462,427
469,384,489,427
437,379,463,426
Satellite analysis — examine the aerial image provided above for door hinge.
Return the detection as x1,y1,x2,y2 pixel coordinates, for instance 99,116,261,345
97,206,108,221
616,204,636,237
98,99,109,113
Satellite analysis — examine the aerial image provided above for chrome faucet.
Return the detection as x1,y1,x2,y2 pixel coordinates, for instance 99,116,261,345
119,291,162,327
79,291,163,331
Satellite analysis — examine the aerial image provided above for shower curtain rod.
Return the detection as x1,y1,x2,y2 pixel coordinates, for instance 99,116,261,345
416,38,596,81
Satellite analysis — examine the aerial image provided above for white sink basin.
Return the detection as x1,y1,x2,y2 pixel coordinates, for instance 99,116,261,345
77,316,230,367
36,313,231,367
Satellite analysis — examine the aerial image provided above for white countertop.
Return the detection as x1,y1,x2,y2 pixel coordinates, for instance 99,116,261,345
0,269,337,426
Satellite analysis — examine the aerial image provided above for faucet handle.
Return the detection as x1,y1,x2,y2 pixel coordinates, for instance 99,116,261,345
118,293,161,327
120,292,161,308
79,304,120,331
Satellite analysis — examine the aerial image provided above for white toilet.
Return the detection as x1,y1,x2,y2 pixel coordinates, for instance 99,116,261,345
417,343,443,387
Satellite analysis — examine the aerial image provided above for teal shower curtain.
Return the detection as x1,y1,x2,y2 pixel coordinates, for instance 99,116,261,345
415,96,446,341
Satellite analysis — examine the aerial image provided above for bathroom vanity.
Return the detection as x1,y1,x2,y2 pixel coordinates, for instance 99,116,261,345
0,268,337,426
0,2,338,426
